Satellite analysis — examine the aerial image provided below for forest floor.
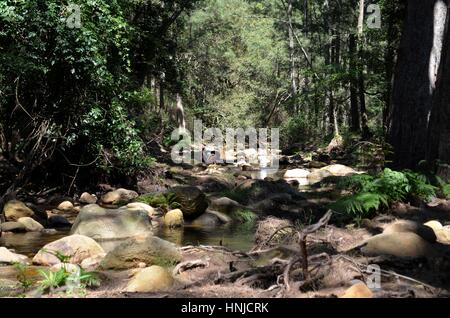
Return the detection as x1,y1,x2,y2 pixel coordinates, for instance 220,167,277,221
2,149,450,298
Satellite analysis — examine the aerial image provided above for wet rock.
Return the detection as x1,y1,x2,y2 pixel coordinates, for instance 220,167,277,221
32,234,105,266
17,217,44,232
191,212,223,228
361,232,432,258
0,278,21,297
70,204,152,240
209,197,243,214
340,282,373,298
48,215,71,228
4,200,34,221
283,169,310,179
163,209,184,228
125,266,174,293
79,192,97,204
170,186,208,219
383,220,437,243
0,247,29,264
0,221,26,233
57,201,74,211
100,235,181,270
101,188,138,205
207,210,232,224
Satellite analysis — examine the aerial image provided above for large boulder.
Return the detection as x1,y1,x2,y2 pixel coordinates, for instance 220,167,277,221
0,221,26,233
17,217,44,232
3,200,34,221
361,232,432,258
170,186,208,219
0,247,29,264
70,204,152,240
383,220,437,243
101,188,138,205
32,234,105,266
125,266,174,293
235,179,303,205
163,209,184,228
100,235,181,270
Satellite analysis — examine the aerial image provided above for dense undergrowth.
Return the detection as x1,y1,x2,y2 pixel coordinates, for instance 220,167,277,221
326,168,450,222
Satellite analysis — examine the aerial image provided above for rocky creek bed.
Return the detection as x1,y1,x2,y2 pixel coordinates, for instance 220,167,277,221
2,161,450,298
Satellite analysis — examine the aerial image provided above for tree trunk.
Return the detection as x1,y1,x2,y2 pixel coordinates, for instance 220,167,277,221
287,0,298,102
428,3,450,181
389,0,448,168
349,34,360,132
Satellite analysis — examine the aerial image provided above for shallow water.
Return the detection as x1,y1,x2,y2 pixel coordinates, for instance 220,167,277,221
0,223,255,257
0,230,70,258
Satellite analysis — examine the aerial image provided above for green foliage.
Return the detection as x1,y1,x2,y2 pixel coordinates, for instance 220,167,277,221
443,184,450,199
152,255,179,268
231,209,257,224
37,268,70,293
330,168,438,221
136,192,182,212
13,262,34,291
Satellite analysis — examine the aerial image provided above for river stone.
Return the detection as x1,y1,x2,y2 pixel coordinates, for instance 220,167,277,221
191,212,222,228
170,186,208,219
80,192,97,204
383,220,437,243
100,235,181,270
209,197,242,214
122,202,157,217
57,201,74,211
0,278,21,297
321,164,359,176
125,266,174,293
283,168,310,179
70,204,152,240
4,200,34,221
361,232,432,258
163,209,184,228
340,282,373,298
101,188,138,205
32,234,105,266
0,221,26,233
48,215,71,228
0,247,29,264
17,217,44,232
434,227,450,244
424,220,443,232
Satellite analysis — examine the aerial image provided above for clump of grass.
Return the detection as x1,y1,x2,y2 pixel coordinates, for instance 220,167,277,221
13,262,34,291
136,192,181,212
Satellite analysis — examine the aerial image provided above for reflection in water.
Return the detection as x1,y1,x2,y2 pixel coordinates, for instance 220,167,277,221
0,230,70,258
155,224,255,252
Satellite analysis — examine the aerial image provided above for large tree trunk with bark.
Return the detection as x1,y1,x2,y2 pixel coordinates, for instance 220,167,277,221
389,0,448,168
428,3,450,181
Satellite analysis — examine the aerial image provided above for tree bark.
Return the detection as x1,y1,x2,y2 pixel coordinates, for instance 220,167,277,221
389,0,448,168
428,2,450,181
